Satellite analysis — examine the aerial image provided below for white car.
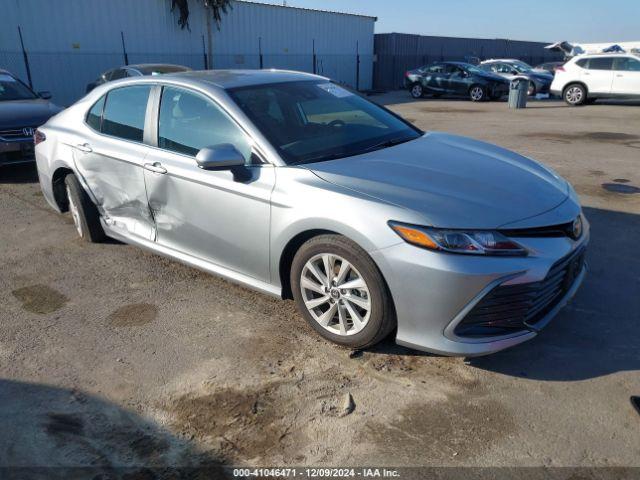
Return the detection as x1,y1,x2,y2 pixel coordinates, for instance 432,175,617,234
551,53,640,105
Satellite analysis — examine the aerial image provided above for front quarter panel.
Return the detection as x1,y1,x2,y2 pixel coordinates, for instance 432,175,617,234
269,166,424,289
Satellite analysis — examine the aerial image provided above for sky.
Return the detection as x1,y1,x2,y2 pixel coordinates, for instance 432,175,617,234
246,0,640,43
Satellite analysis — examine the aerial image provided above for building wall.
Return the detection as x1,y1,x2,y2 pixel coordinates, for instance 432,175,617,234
373,33,564,90
1,0,375,105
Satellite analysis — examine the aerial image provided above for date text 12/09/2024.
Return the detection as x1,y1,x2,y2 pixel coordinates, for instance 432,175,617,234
232,468,401,478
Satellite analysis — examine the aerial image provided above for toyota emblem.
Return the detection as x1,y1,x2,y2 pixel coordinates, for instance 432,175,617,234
23,127,35,137
572,216,583,240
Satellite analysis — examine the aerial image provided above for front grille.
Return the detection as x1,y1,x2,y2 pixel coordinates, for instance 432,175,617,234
454,247,586,338
0,127,36,141
500,222,576,239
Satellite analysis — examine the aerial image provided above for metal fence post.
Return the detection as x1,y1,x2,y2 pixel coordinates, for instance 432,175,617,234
258,37,263,69
356,41,360,91
17,26,33,88
312,39,317,75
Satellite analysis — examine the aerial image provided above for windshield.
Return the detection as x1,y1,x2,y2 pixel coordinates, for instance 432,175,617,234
0,73,38,101
229,81,421,165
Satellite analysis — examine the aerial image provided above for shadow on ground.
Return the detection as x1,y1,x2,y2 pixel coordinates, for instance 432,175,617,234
0,379,231,479
469,206,640,381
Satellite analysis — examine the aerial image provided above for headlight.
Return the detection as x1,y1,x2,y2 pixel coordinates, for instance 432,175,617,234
389,222,528,256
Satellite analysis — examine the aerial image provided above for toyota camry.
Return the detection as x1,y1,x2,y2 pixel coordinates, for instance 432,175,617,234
34,70,588,356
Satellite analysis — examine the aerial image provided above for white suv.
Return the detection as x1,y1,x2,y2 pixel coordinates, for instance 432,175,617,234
551,54,640,106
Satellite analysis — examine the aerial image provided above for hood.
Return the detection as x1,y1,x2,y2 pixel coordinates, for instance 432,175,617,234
307,133,569,229
0,99,62,130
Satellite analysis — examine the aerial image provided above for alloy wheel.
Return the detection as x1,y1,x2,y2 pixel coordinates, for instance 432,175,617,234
566,86,583,105
300,253,371,336
470,86,484,101
411,85,423,98
66,185,83,237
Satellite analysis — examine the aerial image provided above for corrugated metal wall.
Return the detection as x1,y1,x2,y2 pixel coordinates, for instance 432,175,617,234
373,33,564,90
2,0,375,105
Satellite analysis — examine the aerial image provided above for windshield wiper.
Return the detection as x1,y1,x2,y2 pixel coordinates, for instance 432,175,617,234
360,136,414,154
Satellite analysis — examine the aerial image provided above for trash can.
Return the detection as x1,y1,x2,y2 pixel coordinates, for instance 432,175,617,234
508,78,528,109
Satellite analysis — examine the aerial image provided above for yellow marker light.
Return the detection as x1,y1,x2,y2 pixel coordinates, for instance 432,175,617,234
391,225,439,250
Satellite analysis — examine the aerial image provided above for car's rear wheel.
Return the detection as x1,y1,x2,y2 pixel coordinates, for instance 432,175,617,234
469,85,486,102
410,83,424,99
64,174,105,242
563,84,587,106
290,234,395,349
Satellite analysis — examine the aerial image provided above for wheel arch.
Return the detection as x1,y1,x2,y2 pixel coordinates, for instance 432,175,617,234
51,166,74,212
278,229,339,300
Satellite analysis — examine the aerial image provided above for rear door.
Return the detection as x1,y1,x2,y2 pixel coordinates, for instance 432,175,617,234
582,57,614,93
73,85,155,239
446,65,469,94
612,57,640,96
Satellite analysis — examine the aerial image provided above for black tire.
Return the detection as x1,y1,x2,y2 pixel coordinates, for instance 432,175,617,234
409,83,424,99
290,234,396,349
528,82,537,96
469,84,486,102
64,173,105,243
563,83,587,106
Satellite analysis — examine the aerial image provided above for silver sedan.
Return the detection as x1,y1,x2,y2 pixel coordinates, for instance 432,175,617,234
34,70,589,356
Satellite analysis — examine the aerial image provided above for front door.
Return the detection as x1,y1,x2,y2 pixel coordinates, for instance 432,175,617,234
73,85,155,240
612,57,640,96
143,86,274,282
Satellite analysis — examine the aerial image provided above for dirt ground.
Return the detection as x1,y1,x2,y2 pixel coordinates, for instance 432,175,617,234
1,94,639,476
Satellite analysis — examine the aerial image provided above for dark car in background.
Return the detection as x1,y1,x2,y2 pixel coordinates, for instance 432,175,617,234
85,63,192,93
404,62,510,101
480,59,554,96
0,70,62,166
534,61,566,75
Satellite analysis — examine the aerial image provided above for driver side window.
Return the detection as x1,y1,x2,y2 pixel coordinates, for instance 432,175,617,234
158,86,252,159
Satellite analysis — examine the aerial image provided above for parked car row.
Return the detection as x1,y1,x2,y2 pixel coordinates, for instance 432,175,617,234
405,53,640,105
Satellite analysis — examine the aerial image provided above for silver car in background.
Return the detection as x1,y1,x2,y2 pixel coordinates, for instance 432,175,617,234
35,70,588,356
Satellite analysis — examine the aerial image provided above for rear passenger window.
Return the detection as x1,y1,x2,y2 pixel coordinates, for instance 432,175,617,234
158,86,251,159
587,57,614,70
86,95,105,131
102,86,151,142
576,59,589,68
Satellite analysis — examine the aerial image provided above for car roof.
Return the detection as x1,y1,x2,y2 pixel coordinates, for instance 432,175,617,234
158,69,329,90
481,59,522,64
126,63,190,70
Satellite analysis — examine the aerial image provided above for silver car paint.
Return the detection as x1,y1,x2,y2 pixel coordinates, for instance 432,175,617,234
35,70,588,356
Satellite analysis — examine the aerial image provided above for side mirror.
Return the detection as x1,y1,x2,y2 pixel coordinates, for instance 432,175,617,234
511,70,519,75
196,144,246,170
38,91,52,100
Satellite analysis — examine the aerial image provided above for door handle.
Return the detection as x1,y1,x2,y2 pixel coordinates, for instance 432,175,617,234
143,162,167,174
76,143,92,153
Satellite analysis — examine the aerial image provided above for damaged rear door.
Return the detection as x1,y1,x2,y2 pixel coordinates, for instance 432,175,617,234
73,85,155,240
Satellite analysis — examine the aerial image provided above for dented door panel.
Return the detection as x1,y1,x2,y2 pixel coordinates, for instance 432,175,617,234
73,137,155,240
143,150,274,282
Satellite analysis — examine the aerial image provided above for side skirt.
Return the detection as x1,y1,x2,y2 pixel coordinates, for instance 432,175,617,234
103,221,282,298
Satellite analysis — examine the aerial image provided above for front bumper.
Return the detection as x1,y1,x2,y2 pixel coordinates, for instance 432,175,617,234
371,217,590,356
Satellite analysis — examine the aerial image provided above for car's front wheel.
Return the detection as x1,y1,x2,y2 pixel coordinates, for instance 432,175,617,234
64,174,105,242
469,85,486,102
290,235,395,349
410,83,424,99
528,82,537,96
563,83,587,106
